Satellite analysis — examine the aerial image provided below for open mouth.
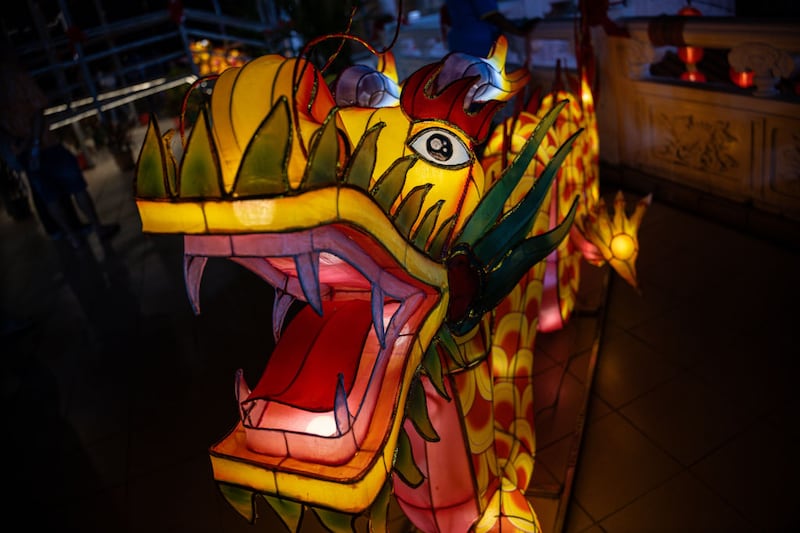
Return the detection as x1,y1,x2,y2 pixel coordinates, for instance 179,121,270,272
183,222,442,469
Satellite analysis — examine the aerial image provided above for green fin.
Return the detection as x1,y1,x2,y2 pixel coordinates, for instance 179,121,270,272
312,507,355,533
218,483,256,523
394,183,432,238
412,200,444,250
263,495,304,532
234,96,291,196
179,106,223,198
367,480,393,533
407,377,439,442
303,110,340,189
344,122,384,191
467,197,578,336
135,116,170,198
370,156,414,212
423,340,450,400
475,129,582,268
427,214,455,259
161,129,178,196
437,324,466,367
394,427,424,488
456,100,568,246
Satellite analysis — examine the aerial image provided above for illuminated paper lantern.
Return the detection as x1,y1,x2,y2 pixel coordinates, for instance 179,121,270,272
134,35,577,531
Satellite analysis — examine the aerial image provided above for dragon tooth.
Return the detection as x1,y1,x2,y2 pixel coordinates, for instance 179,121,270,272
371,285,387,349
334,373,352,436
294,252,323,316
235,369,260,425
272,288,294,343
183,254,208,315
235,369,250,403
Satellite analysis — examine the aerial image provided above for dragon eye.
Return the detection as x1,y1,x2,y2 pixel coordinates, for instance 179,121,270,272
409,128,471,168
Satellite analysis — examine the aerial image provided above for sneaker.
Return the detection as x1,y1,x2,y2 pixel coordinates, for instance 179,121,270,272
96,223,120,240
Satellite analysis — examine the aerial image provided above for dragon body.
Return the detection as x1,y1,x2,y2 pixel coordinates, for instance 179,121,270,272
133,36,643,532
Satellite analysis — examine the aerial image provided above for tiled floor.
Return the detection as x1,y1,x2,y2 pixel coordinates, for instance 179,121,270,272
2,136,799,533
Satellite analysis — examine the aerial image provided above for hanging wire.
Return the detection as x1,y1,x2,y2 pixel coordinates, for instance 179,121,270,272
290,0,405,157
179,74,219,144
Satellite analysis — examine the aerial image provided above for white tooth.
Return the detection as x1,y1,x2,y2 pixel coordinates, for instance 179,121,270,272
273,288,294,343
235,369,255,422
183,254,208,315
371,285,386,348
235,369,250,402
295,252,323,316
334,373,352,436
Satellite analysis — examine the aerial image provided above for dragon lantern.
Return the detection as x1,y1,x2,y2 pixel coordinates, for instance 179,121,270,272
133,33,644,532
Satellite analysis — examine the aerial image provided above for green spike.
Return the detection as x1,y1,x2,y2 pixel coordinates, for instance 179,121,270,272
487,197,578,292
437,324,467,367
412,200,443,250
456,100,568,246
370,156,414,212
475,129,582,268
179,107,223,198
451,197,578,336
367,480,393,533
394,184,432,238
263,495,304,532
394,427,424,488
344,122,384,190
302,110,340,189
407,377,439,442
234,96,291,196
312,507,355,533
217,483,256,523
161,129,178,196
135,117,170,198
423,341,450,400
427,214,455,259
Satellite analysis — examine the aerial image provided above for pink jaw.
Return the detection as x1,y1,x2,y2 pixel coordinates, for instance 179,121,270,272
183,224,437,466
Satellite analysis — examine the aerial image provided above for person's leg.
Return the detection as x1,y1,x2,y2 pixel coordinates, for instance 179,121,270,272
48,144,119,240
43,196,84,248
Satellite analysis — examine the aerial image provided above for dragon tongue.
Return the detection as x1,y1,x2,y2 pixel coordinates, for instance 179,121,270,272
247,299,373,411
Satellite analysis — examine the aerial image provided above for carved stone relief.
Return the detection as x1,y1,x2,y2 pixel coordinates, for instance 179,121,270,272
653,112,740,174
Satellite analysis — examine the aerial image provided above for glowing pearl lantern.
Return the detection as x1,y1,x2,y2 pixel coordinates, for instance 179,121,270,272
584,191,652,289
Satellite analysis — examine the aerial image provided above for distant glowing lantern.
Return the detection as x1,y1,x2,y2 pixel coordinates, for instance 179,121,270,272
190,39,247,75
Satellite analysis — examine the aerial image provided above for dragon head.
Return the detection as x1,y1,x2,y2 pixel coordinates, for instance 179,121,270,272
134,36,576,529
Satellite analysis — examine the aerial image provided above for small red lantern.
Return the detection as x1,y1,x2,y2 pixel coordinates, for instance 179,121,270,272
678,45,703,65
729,66,754,89
677,4,705,83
